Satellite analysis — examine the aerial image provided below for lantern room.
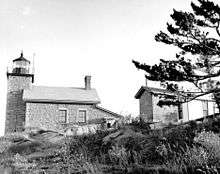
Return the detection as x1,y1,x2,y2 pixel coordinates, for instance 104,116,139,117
12,52,31,74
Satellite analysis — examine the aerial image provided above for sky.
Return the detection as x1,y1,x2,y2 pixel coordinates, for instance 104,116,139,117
0,0,201,135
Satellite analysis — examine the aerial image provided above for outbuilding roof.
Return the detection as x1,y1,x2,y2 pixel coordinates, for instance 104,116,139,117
135,86,177,99
23,85,101,104
95,106,123,118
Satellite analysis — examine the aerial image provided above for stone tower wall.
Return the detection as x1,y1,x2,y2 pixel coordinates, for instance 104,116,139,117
5,75,33,134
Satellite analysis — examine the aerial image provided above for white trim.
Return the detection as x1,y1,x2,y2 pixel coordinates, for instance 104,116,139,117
58,108,69,123
77,109,87,123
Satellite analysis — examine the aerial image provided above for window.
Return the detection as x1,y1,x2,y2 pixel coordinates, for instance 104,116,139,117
78,110,86,123
202,101,208,117
59,109,67,123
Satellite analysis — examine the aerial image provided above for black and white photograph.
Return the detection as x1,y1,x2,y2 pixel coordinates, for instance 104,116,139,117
0,0,220,173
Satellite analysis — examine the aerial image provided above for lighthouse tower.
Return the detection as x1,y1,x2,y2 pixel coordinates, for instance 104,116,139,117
5,52,34,134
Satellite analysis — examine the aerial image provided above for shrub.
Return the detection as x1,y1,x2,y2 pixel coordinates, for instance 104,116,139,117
210,117,220,133
69,129,117,160
159,131,220,174
108,145,129,168
8,141,43,155
196,116,220,133
194,130,220,166
0,140,11,154
164,124,196,151
163,145,216,174
12,153,37,173
129,118,151,134
140,135,163,164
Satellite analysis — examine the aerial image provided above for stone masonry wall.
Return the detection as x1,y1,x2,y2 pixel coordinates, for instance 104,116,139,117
7,76,32,92
5,92,26,133
152,95,179,124
139,91,153,122
5,76,33,134
25,102,118,132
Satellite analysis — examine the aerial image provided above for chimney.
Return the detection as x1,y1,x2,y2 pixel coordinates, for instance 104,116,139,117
85,75,91,90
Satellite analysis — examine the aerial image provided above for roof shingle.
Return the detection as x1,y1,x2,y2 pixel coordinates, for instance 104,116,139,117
135,86,176,99
23,86,101,104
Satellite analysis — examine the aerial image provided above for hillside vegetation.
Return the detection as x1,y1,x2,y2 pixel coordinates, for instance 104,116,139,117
0,116,220,174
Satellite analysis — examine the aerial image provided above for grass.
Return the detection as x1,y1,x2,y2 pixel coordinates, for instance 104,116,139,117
0,117,220,173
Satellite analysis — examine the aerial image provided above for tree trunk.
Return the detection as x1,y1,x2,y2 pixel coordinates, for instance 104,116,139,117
213,92,220,113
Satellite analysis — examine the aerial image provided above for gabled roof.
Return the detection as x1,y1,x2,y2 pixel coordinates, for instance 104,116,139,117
135,86,176,99
23,85,101,104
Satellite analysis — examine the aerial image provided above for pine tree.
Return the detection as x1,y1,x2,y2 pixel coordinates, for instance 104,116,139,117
133,0,220,110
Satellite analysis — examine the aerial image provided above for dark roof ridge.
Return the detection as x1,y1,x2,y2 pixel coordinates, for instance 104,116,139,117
135,86,177,99
31,85,96,90
145,86,177,93
13,52,30,63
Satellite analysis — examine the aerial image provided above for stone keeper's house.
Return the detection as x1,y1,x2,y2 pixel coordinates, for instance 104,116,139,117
5,53,122,134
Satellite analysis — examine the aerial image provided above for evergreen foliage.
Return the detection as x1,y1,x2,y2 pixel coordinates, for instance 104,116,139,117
133,0,220,108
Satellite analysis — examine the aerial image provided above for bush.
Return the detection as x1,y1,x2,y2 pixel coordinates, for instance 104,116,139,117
129,118,151,134
0,140,11,154
164,124,196,151
13,153,36,171
165,145,220,173
1,118,220,173
158,130,220,174
202,117,220,133
194,130,220,166
69,129,117,160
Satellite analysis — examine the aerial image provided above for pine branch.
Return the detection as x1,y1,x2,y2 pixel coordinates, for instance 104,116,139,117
191,70,220,80
215,19,220,37
183,88,220,103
